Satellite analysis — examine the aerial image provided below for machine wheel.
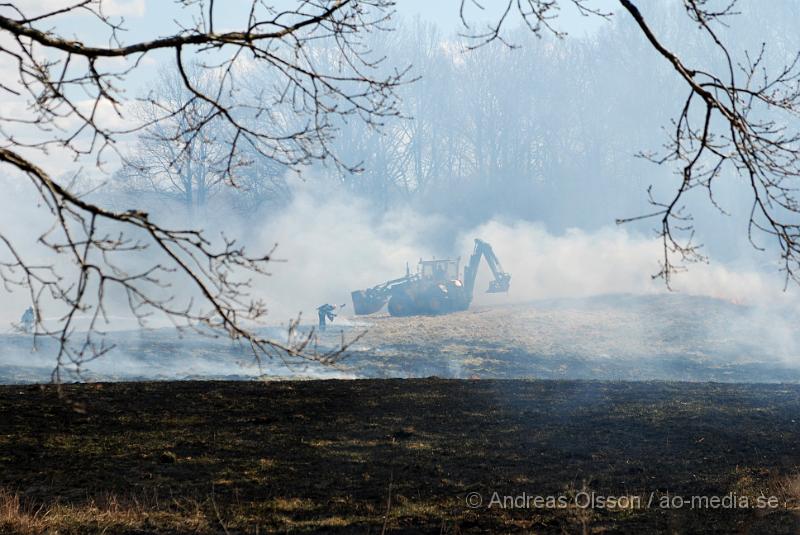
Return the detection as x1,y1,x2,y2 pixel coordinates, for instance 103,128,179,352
449,285,470,311
388,293,414,317
429,294,446,314
426,284,450,315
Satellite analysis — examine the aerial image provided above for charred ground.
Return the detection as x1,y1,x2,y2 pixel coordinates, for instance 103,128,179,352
2,379,800,533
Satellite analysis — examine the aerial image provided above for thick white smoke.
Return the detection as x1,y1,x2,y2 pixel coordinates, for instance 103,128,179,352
251,185,443,323
251,184,797,323
4,173,800,383
2,173,796,333
461,219,796,308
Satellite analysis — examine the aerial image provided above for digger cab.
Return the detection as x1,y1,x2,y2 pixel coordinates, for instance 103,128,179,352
419,258,460,282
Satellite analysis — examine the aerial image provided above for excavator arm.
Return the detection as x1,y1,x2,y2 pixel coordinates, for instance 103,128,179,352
463,239,511,300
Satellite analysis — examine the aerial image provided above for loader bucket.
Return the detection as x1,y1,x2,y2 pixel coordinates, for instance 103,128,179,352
351,289,387,315
487,274,511,293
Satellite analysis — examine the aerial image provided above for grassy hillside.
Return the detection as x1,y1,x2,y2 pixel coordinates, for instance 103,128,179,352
4,294,800,384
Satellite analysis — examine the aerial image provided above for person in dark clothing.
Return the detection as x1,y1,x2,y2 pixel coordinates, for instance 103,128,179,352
317,304,336,331
20,307,34,334
317,303,345,332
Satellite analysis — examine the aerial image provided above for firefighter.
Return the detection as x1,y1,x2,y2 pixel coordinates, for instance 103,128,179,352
317,303,345,332
317,304,335,332
20,307,35,334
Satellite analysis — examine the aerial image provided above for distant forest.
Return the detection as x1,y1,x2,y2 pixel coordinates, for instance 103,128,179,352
111,1,800,263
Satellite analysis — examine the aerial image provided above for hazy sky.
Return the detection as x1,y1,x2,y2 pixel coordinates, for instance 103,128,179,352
24,1,613,45
1,0,616,179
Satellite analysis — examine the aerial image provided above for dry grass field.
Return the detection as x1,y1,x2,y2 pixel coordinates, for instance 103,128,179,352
340,294,800,382
3,294,800,384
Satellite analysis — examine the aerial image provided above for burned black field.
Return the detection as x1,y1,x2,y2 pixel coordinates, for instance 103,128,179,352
3,294,800,533
2,379,800,533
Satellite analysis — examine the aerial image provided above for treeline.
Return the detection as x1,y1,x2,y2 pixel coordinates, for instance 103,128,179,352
315,1,800,260
110,1,800,260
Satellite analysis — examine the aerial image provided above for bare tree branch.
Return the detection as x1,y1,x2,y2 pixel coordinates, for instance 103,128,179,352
459,0,800,288
0,0,398,381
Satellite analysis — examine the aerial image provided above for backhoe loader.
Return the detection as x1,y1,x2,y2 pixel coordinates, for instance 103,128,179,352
351,239,511,317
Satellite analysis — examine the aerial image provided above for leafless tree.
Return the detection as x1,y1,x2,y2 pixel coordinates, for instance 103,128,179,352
0,1,405,381
115,68,235,214
5,0,799,382
460,0,800,288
